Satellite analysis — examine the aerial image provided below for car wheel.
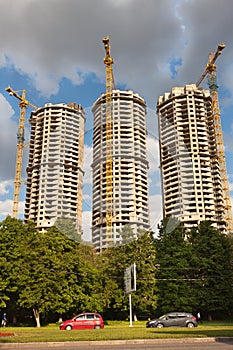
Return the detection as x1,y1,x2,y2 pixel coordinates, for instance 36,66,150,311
156,323,164,328
95,325,101,329
186,322,195,328
65,325,72,330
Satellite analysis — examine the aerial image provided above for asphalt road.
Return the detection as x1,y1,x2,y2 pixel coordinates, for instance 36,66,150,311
1,339,233,350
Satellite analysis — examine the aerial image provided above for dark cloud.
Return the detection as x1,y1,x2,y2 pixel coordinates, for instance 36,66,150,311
175,0,233,88
0,0,182,102
0,0,232,105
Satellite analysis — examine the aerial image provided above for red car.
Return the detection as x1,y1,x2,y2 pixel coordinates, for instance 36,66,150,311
60,312,104,330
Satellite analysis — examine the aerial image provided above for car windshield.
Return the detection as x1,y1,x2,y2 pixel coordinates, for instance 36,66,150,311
159,314,166,319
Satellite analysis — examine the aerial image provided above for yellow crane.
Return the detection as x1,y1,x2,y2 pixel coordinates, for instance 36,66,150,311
102,36,115,244
6,86,37,218
196,43,233,232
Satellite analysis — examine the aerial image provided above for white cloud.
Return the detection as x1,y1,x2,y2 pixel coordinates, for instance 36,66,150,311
0,180,12,195
147,136,160,175
82,210,92,242
229,181,233,192
18,201,25,216
109,0,134,7
149,193,163,234
0,199,24,218
83,145,93,185
0,94,17,181
0,199,12,216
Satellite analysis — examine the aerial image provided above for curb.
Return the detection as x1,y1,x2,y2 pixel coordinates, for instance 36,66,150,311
0,338,233,348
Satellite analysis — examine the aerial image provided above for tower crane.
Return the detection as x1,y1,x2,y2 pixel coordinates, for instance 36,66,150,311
102,36,115,244
196,43,233,233
6,86,37,218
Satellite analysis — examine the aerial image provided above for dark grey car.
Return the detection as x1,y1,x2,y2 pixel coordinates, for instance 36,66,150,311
146,312,198,328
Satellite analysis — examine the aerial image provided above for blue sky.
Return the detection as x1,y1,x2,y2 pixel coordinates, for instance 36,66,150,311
1,0,233,241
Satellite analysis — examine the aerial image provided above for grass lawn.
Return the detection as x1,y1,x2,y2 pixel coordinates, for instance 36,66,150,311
0,322,233,343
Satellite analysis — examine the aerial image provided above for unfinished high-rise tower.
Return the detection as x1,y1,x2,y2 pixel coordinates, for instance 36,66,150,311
24,102,85,235
92,89,150,251
157,84,227,232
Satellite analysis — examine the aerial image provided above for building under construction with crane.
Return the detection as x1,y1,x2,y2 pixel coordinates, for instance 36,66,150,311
7,38,232,246
24,102,85,234
92,37,150,251
157,44,233,233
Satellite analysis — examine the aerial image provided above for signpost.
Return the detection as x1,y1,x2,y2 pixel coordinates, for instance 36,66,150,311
124,263,136,327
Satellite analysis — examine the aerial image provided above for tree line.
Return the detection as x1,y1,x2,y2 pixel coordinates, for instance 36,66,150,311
0,216,232,327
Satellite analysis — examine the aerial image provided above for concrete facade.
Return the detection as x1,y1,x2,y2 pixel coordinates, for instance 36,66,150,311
92,89,150,250
24,102,85,234
157,84,227,232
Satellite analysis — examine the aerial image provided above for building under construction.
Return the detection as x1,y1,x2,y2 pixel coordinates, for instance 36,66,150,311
24,102,85,234
157,84,228,232
92,89,150,251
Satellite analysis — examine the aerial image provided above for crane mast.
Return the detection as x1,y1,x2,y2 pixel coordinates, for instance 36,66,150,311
102,36,114,244
196,44,233,233
6,86,37,218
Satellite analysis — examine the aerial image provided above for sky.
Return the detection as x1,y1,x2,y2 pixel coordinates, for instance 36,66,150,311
1,0,233,241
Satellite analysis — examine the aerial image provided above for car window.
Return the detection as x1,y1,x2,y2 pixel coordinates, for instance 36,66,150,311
95,314,100,319
86,314,95,319
177,315,186,319
167,315,177,319
75,315,85,320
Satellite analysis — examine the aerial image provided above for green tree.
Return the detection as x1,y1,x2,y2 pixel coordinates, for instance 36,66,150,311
0,217,111,326
119,224,136,245
155,217,195,314
55,217,81,243
0,216,32,311
17,226,110,326
188,221,233,319
102,231,158,319
0,266,9,309
16,226,82,327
